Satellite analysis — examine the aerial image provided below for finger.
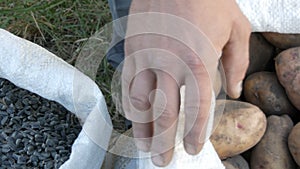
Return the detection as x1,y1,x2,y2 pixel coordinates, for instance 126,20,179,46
121,54,136,119
129,70,156,152
221,19,251,98
183,64,213,155
151,71,180,167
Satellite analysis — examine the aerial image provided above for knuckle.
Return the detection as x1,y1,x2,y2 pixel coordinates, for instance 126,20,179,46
183,55,207,76
154,109,178,128
185,55,203,68
129,95,151,111
151,56,173,71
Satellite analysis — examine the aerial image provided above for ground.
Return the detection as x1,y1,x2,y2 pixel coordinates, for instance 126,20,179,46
0,0,126,132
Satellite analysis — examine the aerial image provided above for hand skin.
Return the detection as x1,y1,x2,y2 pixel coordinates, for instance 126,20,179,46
122,0,251,167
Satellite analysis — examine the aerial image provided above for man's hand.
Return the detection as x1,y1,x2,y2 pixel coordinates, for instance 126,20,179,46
122,0,251,167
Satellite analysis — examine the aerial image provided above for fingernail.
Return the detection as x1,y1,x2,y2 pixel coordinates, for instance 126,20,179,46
152,154,166,167
185,143,197,155
233,81,243,98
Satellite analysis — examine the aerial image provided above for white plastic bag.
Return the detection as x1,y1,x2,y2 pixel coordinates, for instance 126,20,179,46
0,28,112,169
236,0,300,33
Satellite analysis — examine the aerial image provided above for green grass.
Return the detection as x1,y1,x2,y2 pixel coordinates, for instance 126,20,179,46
0,0,126,132
0,0,111,61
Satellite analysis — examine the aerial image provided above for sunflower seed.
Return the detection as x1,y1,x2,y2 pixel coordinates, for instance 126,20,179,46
44,161,54,169
31,122,41,129
0,78,81,168
3,97,12,106
34,134,44,143
2,144,10,153
45,147,55,153
1,116,8,125
17,156,27,164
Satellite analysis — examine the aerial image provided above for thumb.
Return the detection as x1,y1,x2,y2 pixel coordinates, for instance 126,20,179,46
221,22,251,99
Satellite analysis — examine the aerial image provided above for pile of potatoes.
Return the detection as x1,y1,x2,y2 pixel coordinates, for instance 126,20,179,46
210,33,300,169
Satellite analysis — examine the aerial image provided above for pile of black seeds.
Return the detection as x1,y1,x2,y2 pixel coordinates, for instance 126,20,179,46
0,78,82,168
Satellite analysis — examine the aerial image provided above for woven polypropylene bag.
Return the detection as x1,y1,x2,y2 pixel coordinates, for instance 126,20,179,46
0,29,112,169
237,0,300,33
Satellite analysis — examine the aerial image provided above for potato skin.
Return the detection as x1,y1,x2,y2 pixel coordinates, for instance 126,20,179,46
288,122,300,166
247,33,275,75
210,100,267,159
263,32,300,49
251,115,295,169
222,155,249,169
244,71,297,116
275,47,300,111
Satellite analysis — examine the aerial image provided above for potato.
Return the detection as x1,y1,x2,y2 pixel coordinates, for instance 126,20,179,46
251,115,295,169
222,155,249,169
275,47,300,111
244,71,297,116
210,100,267,159
263,32,300,49
247,33,275,75
288,122,300,166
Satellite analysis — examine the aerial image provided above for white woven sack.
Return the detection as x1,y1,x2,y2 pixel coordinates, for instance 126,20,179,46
0,28,112,169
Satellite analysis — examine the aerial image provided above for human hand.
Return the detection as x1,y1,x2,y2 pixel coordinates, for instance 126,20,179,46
122,0,251,167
